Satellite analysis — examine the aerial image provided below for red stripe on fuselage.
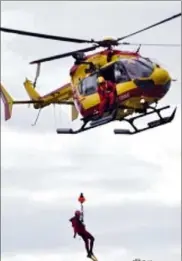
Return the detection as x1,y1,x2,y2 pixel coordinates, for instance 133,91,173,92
79,84,169,118
118,84,170,103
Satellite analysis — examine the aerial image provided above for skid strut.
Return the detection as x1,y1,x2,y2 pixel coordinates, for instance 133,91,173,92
114,105,177,135
56,105,177,135
56,114,114,134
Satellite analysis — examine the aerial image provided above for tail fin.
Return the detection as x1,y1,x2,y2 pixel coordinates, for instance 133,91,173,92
0,84,14,120
24,78,41,100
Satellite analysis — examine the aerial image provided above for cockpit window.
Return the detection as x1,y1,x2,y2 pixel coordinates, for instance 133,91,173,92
78,74,98,96
114,62,129,83
114,58,154,83
137,57,154,69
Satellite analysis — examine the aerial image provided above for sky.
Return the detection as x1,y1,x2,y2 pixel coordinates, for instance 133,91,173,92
1,1,181,261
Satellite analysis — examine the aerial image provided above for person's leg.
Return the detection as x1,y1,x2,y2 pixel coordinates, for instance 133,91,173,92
98,95,107,116
80,234,90,256
85,231,95,254
108,92,115,110
89,236,95,254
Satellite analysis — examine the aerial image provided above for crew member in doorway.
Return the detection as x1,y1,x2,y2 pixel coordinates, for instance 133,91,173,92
97,76,116,117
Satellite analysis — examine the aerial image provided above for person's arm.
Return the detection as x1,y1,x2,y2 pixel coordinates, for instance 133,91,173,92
73,227,77,238
69,217,77,238
108,81,116,91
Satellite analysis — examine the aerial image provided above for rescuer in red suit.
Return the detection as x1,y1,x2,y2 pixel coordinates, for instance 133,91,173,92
69,210,95,258
97,76,116,117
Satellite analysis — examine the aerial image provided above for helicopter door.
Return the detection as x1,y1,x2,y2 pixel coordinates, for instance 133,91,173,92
99,64,116,82
99,62,130,84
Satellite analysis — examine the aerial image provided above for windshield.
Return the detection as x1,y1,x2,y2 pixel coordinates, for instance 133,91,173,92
78,74,98,96
115,57,154,82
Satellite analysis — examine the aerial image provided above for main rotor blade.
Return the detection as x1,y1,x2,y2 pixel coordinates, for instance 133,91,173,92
0,27,94,44
117,13,181,42
120,42,181,47
30,45,98,64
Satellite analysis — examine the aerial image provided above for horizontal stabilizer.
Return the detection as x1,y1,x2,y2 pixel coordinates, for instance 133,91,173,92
0,83,46,121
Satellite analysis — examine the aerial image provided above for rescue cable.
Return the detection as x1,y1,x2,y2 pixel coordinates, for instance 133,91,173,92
78,193,86,222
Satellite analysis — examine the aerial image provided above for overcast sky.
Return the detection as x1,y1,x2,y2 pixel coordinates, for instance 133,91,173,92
1,1,181,261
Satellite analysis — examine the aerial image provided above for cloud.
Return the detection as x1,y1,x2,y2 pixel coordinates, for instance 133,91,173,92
1,2,181,261
2,192,180,252
1,108,181,260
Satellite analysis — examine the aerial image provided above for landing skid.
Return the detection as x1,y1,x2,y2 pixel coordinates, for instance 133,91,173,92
56,105,177,135
56,113,114,134
114,105,177,135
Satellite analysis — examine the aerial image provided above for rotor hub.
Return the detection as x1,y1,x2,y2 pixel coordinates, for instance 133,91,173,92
97,37,118,48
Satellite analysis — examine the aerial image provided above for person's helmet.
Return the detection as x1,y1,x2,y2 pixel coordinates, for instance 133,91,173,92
75,210,81,216
97,76,105,84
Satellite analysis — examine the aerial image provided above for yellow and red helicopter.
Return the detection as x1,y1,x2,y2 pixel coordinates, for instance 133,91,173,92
0,12,181,135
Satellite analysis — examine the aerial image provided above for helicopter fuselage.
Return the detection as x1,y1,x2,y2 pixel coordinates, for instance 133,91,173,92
70,50,171,119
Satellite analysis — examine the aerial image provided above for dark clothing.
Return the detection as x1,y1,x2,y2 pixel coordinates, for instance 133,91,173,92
79,231,95,255
69,216,85,234
69,216,95,255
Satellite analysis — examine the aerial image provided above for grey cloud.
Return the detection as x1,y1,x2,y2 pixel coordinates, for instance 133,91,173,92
1,2,181,261
1,197,180,254
1,152,161,192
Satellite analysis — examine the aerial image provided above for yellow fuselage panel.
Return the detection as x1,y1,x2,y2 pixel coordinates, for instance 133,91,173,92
116,81,137,96
122,97,154,109
80,93,100,110
150,67,171,85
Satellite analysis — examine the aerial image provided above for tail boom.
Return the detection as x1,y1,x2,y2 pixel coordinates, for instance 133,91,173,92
0,83,43,121
1,79,74,121
23,79,73,109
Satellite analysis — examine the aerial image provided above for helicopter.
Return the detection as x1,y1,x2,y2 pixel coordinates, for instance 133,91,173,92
0,12,181,135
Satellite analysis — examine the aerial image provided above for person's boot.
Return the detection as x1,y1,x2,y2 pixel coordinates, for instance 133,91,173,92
90,248,95,256
87,252,92,258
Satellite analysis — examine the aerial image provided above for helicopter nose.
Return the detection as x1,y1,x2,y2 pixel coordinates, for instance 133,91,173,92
152,68,171,86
